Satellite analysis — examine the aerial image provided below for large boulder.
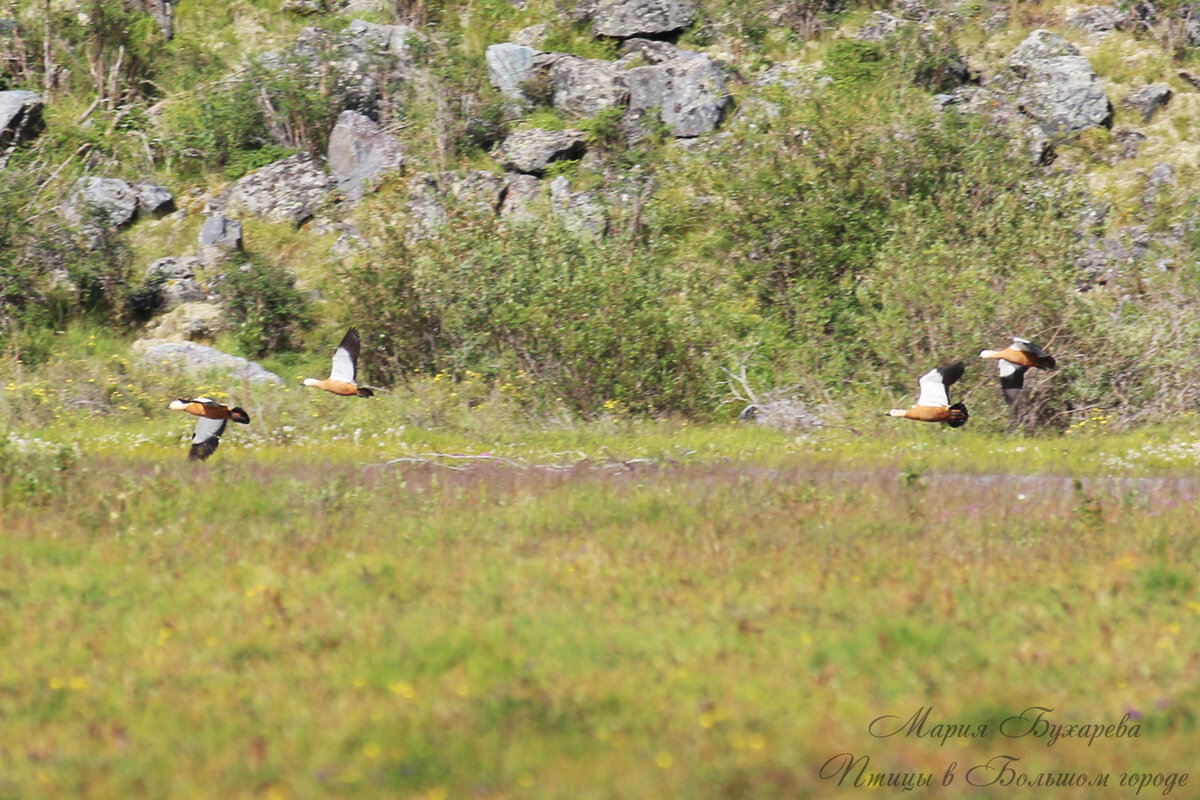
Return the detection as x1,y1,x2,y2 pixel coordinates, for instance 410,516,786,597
624,52,729,138
618,37,685,64
549,175,607,235
145,256,207,309
138,302,227,344
496,128,587,174
216,154,335,225
590,0,696,37
550,56,630,117
133,341,284,384
60,176,174,228
1123,83,1171,123
327,110,406,201
257,21,426,123
500,173,543,219
0,90,44,151
934,85,1052,164
198,213,244,264
1068,5,1123,36
486,43,545,99
60,177,141,229
1005,30,1112,136
135,182,175,216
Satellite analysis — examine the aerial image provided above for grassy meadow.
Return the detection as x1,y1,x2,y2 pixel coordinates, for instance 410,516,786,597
2,373,1199,800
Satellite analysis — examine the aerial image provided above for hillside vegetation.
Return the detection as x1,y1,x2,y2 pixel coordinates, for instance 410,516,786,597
4,0,1200,432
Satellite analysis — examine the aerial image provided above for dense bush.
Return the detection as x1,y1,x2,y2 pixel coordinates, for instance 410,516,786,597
340,213,716,416
223,258,312,358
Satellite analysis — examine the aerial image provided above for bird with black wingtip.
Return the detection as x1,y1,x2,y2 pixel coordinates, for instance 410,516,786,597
886,362,969,427
168,397,251,461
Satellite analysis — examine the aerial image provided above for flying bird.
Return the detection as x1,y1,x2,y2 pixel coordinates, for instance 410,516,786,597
168,397,251,461
302,328,374,397
980,337,1057,404
887,362,969,427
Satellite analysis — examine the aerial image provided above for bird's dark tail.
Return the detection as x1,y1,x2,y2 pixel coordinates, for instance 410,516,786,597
1038,355,1057,370
230,407,251,424
357,387,375,398
947,402,969,428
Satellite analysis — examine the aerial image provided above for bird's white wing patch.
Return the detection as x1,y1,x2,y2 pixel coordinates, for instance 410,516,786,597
192,416,228,444
1012,336,1031,346
916,368,950,407
330,346,356,383
997,359,1020,377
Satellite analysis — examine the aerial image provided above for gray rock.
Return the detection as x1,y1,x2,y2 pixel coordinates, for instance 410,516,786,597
283,0,327,12
259,21,425,124
857,11,904,41
146,256,207,309
1143,162,1176,208
198,213,244,253
625,53,730,137
1186,16,1200,48
341,0,386,12
127,0,176,40
135,341,283,384
551,56,630,117
511,24,549,47
327,110,406,202
447,170,508,212
60,177,140,229
549,175,607,235
1068,5,1123,35
894,0,934,20
934,85,1052,164
565,0,602,21
983,11,1009,30
618,37,684,64
500,173,542,218
591,0,696,37
139,302,226,344
405,171,509,239
496,128,587,174
406,174,446,238
1113,128,1146,160
343,18,423,62
134,182,175,217
739,399,821,431
486,43,545,98
146,256,201,281
219,153,335,225
1005,30,1112,136
0,89,44,151
1123,83,1171,122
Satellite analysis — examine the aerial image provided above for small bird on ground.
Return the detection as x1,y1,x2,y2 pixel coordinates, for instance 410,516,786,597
168,397,251,461
302,328,374,397
979,337,1057,404
887,362,969,427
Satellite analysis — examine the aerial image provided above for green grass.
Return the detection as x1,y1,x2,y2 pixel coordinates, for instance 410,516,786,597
1,402,1199,798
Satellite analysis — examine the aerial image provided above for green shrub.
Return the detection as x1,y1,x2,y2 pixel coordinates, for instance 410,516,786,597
223,258,311,358
824,39,884,86
339,212,715,416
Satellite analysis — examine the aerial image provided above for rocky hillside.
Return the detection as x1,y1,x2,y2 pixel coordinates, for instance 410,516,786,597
4,0,1200,426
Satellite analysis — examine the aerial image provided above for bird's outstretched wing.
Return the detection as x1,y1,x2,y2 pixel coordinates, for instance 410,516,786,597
329,328,361,383
189,416,228,461
916,362,963,407
997,359,1028,405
